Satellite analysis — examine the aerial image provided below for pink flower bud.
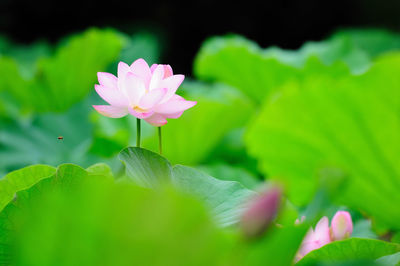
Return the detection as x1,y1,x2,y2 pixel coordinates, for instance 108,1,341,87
296,216,332,262
240,186,282,239
330,211,353,241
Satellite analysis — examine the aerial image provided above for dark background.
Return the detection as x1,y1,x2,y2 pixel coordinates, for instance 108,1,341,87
1,0,400,74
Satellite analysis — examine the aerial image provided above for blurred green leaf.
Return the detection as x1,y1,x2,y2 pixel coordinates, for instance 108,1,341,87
194,35,351,104
375,252,400,266
172,165,255,227
119,147,173,188
0,100,101,175
246,54,400,230
119,147,255,226
245,224,307,266
143,81,255,165
194,29,400,105
35,28,123,112
297,238,400,266
198,163,261,190
0,28,123,113
330,29,400,58
0,164,56,212
0,163,234,266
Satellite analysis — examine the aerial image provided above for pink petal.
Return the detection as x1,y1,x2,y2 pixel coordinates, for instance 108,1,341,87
144,113,168,127
124,72,146,106
154,97,197,115
118,61,130,78
93,105,128,118
150,64,173,78
130,58,151,83
97,72,118,89
95,85,128,107
314,216,331,246
128,108,154,119
150,64,158,73
149,65,165,91
139,88,168,110
298,241,322,258
159,74,185,103
164,111,184,119
303,228,315,243
162,65,173,78
331,211,353,241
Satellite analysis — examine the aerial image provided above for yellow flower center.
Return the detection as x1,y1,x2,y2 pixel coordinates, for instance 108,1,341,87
133,106,147,113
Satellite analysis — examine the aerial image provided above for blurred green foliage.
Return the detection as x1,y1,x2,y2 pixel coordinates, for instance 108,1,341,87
246,54,400,230
1,27,400,265
0,160,306,266
0,29,122,113
119,147,255,227
194,29,400,104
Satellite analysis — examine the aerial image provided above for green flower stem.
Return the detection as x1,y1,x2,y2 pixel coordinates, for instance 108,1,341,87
158,127,162,155
136,118,141,148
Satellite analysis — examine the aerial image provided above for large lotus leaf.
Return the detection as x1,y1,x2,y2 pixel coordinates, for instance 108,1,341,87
330,29,400,58
246,54,400,230
119,147,173,188
0,163,112,239
198,163,261,190
297,238,400,266
0,28,123,113
194,35,301,104
375,252,400,266
0,37,50,78
172,165,255,227
119,147,255,227
0,165,56,212
142,81,255,165
0,100,101,175
194,30,400,104
0,164,233,266
35,28,123,112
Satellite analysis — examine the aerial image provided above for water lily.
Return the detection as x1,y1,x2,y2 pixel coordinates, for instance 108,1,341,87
93,58,197,127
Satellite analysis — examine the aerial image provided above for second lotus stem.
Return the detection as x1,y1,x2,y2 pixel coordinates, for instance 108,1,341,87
136,118,141,148
158,127,162,155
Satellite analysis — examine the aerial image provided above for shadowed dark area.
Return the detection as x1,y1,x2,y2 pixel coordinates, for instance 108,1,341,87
1,0,400,74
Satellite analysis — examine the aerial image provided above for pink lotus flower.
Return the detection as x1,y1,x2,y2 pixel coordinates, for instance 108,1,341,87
295,211,353,262
93,58,196,126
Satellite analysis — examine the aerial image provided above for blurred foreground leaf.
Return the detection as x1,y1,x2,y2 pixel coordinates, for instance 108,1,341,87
297,238,400,266
0,165,56,212
0,163,234,266
119,147,255,226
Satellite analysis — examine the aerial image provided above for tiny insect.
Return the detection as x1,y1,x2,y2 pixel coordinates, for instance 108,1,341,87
58,136,64,140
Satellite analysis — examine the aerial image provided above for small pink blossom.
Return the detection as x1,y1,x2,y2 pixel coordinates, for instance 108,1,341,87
240,186,282,239
330,211,353,241
296,216,331,260
93,58,196,126
295,211,353,262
